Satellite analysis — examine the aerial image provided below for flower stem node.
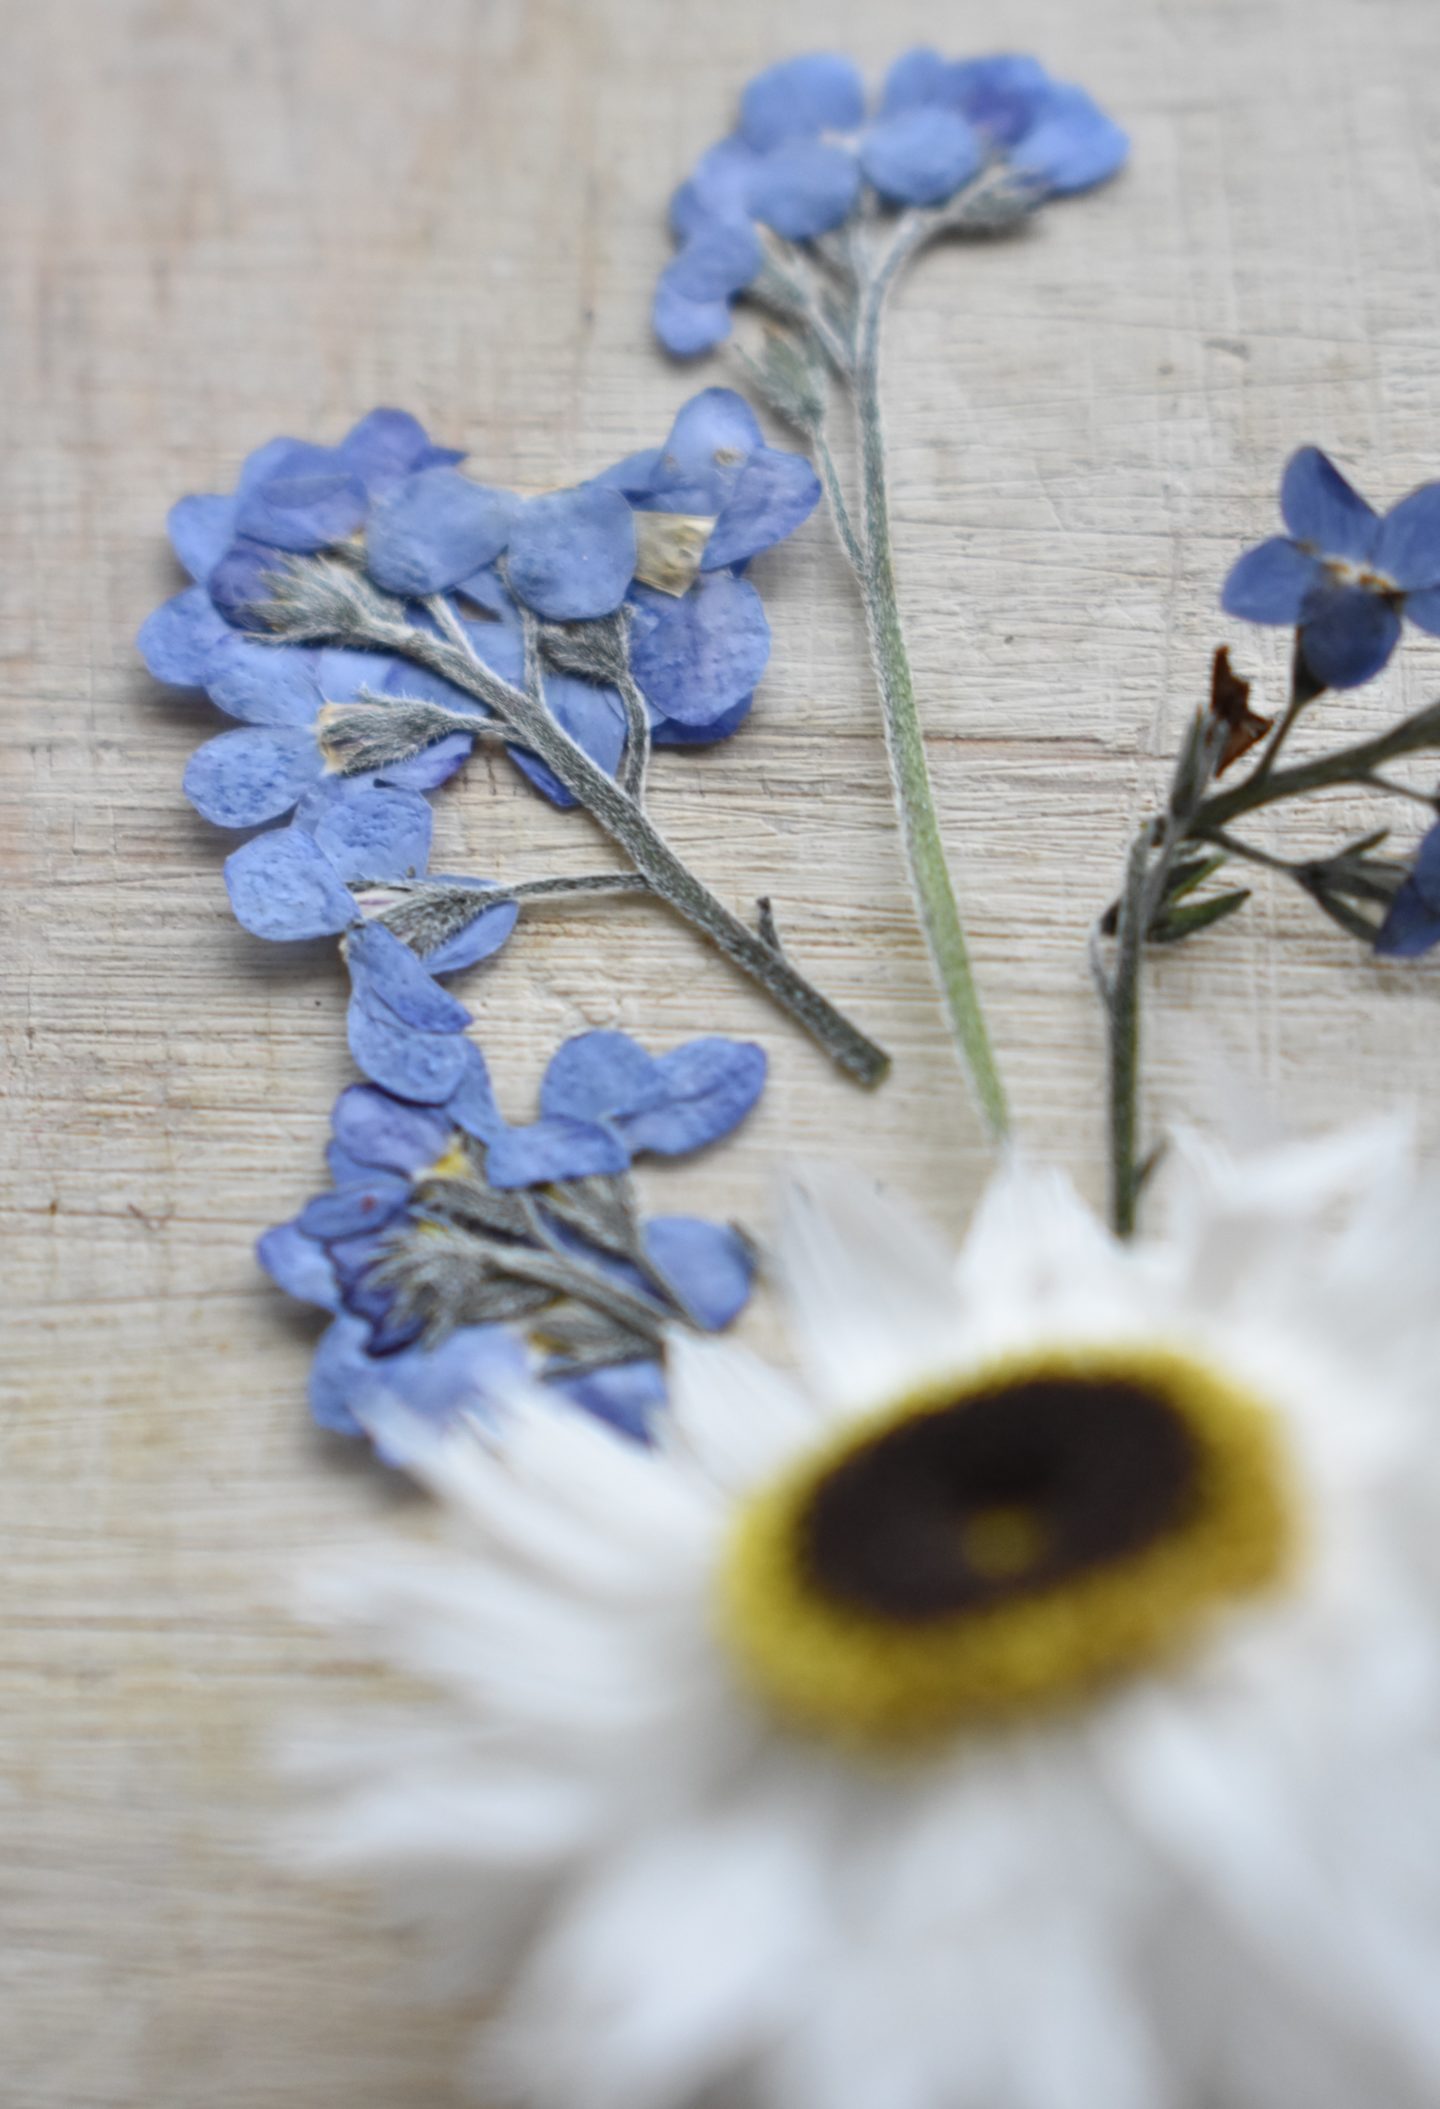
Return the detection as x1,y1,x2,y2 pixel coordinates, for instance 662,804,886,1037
721,1345,1293,1748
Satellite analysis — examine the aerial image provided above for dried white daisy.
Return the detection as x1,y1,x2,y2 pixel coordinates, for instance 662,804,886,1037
292,1122,1440,2109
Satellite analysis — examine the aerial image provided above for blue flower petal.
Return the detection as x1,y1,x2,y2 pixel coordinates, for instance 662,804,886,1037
651,389,764,513
235,445,369,553
506,485,638,622
618,1038,767,1156
947,55,1052,146
485,1117,630,1189
224,826,357,940
1220,538,1323,624
704,446,821,568
739,52,866,150
167,494,238,584
346,985,470,1103
665,220,764,303
209,539,288,630
591,448,667,497
747,140,861,241
347,921,471,1032
881,46,948,114
1375,873,1440,958
554,1360,665,1443
1405,585,1440,637
137,586,230,687
508,673,626,808
643,1216,754,1331
539,1030,665,1123
366,469,517,597
630,572,769,725
378,731,476,795
670,137,763,238
418,883,520,976
297,1178,411,1242
1280,448,1379,563
310,785,433,883
445,1043,506,1142
308,1313,374,1436
237,435,309,495
860,107,982,206
356,1326,527,1459
1374,484,1440,592
183,727,324,828
256,1219,341,1311
201,633,322,726
654,276,736,358
339,408,443,488
326,1142,372,1186
331,1083,452,1175
1010,81,1129,196
1298,581,1402,689
317,645,399,701
650,693,754,747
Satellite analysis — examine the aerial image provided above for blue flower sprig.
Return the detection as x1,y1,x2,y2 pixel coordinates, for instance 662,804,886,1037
1094,444,1440,1234
140,400,887,1090
650,49,1129,1144
260,1027,766,1456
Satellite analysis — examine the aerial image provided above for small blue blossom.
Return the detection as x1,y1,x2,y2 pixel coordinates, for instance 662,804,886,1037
1376,822,1440,958
141,395,819,826
655,49,1129,356
1222,448,1440,691
260,1030,764,1453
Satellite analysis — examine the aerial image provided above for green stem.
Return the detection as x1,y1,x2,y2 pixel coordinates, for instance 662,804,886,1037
847,269,1011,1139
1106,834,1149,1237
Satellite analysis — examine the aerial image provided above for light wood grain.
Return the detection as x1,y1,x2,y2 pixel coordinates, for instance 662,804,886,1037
7,0,1440,2099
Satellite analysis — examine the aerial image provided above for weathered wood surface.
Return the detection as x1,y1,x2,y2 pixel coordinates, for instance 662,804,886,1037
6,0,1440,2099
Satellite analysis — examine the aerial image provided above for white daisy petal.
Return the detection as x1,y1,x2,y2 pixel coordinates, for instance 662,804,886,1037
663,1332,825,1492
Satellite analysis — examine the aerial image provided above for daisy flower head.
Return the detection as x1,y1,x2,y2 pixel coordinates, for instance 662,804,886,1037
294,1124,1440,2109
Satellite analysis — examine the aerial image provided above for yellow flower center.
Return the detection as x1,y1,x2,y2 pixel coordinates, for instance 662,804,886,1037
717,1344,1296,1750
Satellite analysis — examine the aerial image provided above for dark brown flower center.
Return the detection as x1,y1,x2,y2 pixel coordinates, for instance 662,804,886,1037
803,1376,1200,1622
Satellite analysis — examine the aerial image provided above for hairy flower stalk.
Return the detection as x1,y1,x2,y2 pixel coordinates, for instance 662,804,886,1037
264,557,889,1087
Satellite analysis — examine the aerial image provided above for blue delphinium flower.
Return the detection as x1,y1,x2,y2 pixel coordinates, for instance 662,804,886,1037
139,395,820,813
1222,447,1440,691
260,1030,765,1450
655,49,1129,355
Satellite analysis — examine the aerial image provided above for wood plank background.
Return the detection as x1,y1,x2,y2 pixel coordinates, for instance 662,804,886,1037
6,0,1440,2100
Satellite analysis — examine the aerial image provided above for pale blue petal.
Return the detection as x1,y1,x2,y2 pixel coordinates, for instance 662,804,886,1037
506,486,637,622
308,1314,374,1436
704,446,821,567
947,55,1051,146
256,1219,341,1311
860,107,981,206
209,539,287,630
201,632,322,725
650,389,763,512
539,1030,665,1123
1010,82,1129,196
331,1083,451,1175
643,1216,754,1331
346,986,470,1103
747,140,860,241
1298,582,1401,689
183,727,323,828
617,1038,766,1156
664,220,763,302
224,827,357,940
1220,538,1322,623
670,137,762,236
366,469,517,596
881,47,948,114
358,1327,527,1454
296,1178,410,1242
346,922,471,1031
508,674,625,808
445,1043,505,1142
591,448,666,497
630,572,769,725
339,408,442,487
138,586,230,687
1375,485,1440,591
378,730,475,794
739,53,866,150
654,277,733,358
1281,447,1379,562
310,786,433,883
650,693,754,747
485,1117,630,1188
1376,852,1440,957
554,1360,664,1442
235,444,368,552
1405,585,1440,636
417,885,519,976
317,645,399,701
167,494,237,584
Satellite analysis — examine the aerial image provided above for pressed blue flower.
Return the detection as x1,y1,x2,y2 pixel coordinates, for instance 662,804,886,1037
506,485,638,623
261,1036,762,1453
365,468,517,598
654,49,1128,355
1376,822,1440,958
1222,447,1440,690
